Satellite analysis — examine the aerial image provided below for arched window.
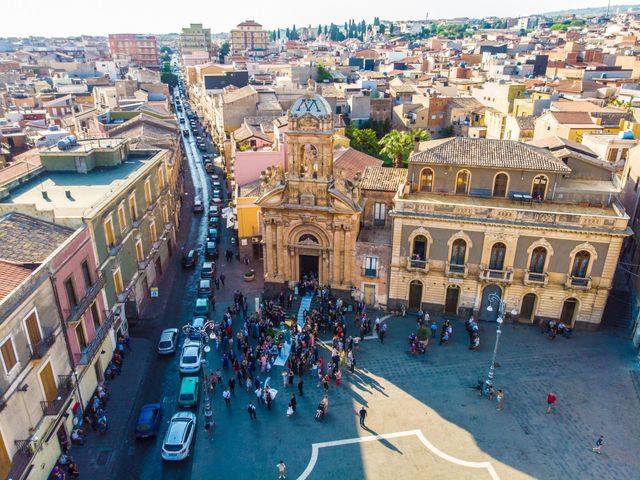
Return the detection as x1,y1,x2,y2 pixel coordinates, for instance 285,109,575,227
493,173,508,197
571,251,590,278
529,247,547,273
420,168,434,192
450,239,467,266
411,235,428,261
455,170,471,194
489,242,506,270
299,233,319,244
531,175,548,201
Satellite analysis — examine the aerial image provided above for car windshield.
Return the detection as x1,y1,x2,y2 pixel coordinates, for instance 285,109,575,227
159,341,172,348
163,444,183,452
180,394,194,400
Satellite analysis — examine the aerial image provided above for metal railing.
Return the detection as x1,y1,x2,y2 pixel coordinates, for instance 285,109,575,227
29,332,56,360
65,274,105,323
74,309,116,366
565,275,592,290
524,270,548,286
363,268,377,278
446,262,467,277
479,266,513,283
8,438,37,479
407,257,428,270
40,374,74,416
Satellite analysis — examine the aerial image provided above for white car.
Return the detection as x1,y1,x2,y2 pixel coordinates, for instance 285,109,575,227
157,328,179,354
161,412,196,461
179,344,202,374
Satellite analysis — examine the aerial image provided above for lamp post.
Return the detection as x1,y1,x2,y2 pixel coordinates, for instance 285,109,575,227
483,293,517,394
182,321,216,430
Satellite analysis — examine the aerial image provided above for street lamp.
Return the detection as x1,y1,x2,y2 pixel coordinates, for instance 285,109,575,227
484,293,517,395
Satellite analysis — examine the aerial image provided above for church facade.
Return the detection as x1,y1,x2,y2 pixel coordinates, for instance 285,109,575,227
256,90,362,297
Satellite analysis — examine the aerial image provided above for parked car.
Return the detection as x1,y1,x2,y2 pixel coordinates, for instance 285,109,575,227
195,136,203,143
182,250,198,268
179,118,185,124
211,180,222,189
205,241,217,259
208,216,220,228
178,377,200,409
161,412,196,461
212,189,222,199
157,328,179,354
189,317,206,339
201,261,215,278
193,199,204,213
207,228,219,243
205,162,214,173
197,280,212,298
135,403,162,438
182,129,190,137
179,343,202,374
197,143,206,152
208,205,220,217
193,298,209,317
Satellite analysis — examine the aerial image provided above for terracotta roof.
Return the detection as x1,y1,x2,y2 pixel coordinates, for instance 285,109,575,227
548,111,596,125
0,260,33,302
0,212,74,264
410,138,571,173
514,115,536,130
333,147,383,180
0,148,42,187
360,166,407,191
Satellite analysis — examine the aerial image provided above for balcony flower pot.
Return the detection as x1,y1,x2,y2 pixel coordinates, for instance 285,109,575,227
243,270,255,282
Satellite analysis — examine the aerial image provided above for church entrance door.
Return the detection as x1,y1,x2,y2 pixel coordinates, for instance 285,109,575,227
299,254,319,281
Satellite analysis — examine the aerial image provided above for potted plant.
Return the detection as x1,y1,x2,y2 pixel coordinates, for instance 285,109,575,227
243,269,255,282
416,327,429,345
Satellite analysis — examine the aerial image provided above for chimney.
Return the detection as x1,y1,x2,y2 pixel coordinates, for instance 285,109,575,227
41,190,50,201
413,136,421,154
65,190,73,200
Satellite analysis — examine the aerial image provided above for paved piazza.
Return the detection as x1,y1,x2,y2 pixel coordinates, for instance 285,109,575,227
187,315,640,480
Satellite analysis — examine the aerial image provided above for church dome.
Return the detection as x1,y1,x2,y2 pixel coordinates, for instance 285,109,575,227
289,88,332,119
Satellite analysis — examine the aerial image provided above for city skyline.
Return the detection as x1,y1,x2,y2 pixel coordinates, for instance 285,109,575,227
2,0,638,37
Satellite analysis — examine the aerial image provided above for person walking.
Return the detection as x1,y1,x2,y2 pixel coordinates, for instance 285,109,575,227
277,460,286,479
247,402,257,420
592,435,604,454
266,388,273,411
322,374,330,393
282,369,289,388
379,323,387,343
228,377,236,396
255,386,263,405
298,377,304,396
220,273,226,287
546,392,557,414
430,321,437,339
223,388,231,407
496,389,504,411
290,393,297,412
359,406,368,427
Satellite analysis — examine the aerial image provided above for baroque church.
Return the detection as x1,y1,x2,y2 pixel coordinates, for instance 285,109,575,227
256,88,363,298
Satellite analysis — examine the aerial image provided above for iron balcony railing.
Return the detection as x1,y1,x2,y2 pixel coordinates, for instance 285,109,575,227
74,309,116,366
565,275,592,290
407,257,428,270
8,438,37,480
28,332,56,360
524,270,548,286
65,274,105,323
40,374,74,416
446,262,467,277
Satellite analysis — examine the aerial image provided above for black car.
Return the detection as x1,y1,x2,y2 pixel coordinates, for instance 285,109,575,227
182,249,198,268
197,280,213,298
205,241,218,259
208,216,220,228
182,129,190,137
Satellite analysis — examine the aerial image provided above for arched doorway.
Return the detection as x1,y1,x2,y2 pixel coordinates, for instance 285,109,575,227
520,293,537,323
478,284,502,322
297,233,320,280
445,285,460,314
408,280,423,310
560,298,579,326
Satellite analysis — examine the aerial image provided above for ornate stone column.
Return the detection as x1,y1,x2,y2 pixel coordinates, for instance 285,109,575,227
264,221,273,276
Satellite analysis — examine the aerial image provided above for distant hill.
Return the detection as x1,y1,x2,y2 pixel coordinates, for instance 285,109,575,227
543,4,640,17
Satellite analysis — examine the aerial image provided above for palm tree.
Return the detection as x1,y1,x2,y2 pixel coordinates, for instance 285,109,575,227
379,129,430,168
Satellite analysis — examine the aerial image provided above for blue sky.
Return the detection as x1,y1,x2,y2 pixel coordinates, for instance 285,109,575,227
3,0,637,37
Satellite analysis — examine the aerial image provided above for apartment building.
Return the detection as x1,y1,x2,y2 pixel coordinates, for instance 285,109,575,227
108,34,159,67
179,23,212,58
388,138,629,329
230,20,268,56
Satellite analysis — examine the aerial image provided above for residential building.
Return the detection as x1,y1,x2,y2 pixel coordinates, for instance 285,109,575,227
0,138,177,332
179,23,212,59
230,20,268,56
388,137,629,329
108,34,159,67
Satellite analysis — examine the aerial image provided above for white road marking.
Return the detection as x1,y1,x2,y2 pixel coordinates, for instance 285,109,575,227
297,429,500,480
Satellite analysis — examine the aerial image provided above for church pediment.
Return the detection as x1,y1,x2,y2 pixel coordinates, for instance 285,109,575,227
328,188,361,213
256,185,285,207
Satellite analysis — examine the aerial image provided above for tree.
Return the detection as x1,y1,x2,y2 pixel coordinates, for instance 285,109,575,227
374,17,380,26
160,46,173,55
161,72,178,88
379,129,430,168
317,24,322,36
346,126,380,157
316,64,332,83
379,24,386,34
219,42,230,63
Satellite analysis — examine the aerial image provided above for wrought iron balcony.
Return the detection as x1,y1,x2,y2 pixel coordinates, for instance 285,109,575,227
74,309,116,366
8,438,38,480
445,262,468,278
363,268,378,278
406,257,429,272
28,332,56,360
65,274,105,323
524,270,548,286
479,266,513,283
40,374,74,416
565,275,592,290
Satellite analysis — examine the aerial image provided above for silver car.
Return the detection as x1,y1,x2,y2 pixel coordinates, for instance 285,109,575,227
157,328,179,354
161,412,196,461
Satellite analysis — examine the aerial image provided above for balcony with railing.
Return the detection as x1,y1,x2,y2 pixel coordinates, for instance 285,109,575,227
74,309,116,365
565,275,592,290
363,267,378,278
64,274,105,323
406,256,429,273
445,262,468,278
479,266,513,283
28,332,57,360
524,270,548,286
8,438,38,480
40,374,74,416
